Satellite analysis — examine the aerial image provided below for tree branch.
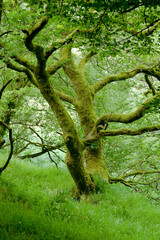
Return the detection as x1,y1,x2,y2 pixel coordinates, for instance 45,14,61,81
122,170,160,179
44,27,79,60
0,41,35,72
0,121,13,174
22,16,49,52
14,138,64,150
54,90,76,105
83,124,160,145
144,74,156,96
46,58,69,75
78,51,96,72
19,142,65,159
96,94,159,125
93,65,160,93
101,124,160,136
0,79,13,99
126,19,160,38
120,3,144,14
0,31,13,38
109,169,160,193
10,53,35,72
1,57,38,86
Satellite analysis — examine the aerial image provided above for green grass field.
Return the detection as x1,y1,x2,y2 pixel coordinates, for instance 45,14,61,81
0,153,160,240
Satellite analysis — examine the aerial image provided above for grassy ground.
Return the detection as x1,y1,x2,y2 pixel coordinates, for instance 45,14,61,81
0,153,160,240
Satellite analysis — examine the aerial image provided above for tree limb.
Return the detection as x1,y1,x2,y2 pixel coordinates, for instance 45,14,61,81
122,170,160,178
120,3,144,14
0,31,13,38
19,142,65,159
144,74,156,96
83,124,160,145
0,41,35,72
44,27,79,60
96,94,159,125
22,16,49,52
0,121,13,174
126,19,160,38
109,169,160,192
99,124,160,136
93,65,160,93
78,51,96,72
46,59,69,75
0,79,13,99
10,53,35,72
16,136,65,151
1,57,38,86
54,89,76,105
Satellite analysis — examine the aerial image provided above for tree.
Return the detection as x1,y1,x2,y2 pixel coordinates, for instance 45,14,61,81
0,1,160,196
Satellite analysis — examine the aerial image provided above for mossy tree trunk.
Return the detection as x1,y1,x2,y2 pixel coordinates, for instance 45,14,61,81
61,46,110,182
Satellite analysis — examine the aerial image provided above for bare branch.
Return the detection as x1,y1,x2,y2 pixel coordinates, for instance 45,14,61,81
29,126,44,144
0,121,13,174
19,142,65,159
15,136,65,153
109,168,160,194
120,3,144,14
45,38,73,60
28,127,60,167
0,31,13,38
122,170,160,178
144,74,156,96
0,79,13,99
11,122,44,127
14,143,30,156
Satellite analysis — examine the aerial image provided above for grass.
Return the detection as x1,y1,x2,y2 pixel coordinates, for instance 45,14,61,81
0,152,160,240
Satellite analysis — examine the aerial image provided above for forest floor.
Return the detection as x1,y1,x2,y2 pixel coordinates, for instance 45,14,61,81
0,152,160,240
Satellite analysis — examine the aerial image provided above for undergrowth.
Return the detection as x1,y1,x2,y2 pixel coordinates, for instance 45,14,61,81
0,153,160,240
